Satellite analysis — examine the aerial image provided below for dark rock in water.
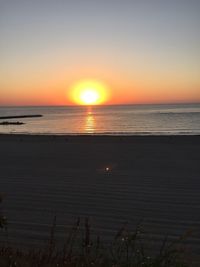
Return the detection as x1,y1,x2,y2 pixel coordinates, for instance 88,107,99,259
0,115,42,120
0,121,25,125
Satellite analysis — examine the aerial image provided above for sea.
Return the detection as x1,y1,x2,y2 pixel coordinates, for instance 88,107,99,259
0,103,200,135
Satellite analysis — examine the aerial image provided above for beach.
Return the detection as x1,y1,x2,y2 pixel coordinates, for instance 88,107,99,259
0,134,200,262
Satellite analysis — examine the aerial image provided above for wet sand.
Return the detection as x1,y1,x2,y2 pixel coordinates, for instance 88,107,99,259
0,134,200,261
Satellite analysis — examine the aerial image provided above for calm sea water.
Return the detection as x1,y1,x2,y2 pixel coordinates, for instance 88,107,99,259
0,103,200,135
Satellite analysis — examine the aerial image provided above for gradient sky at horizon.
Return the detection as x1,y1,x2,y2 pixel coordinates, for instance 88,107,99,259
0,0,200,105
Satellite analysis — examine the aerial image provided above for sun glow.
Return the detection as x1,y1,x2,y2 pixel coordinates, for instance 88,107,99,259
70,80,108,105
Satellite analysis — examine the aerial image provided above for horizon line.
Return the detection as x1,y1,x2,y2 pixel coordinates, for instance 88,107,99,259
0,101,200,108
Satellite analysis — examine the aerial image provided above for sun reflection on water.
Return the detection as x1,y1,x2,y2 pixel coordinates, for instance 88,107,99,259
85,108,95,133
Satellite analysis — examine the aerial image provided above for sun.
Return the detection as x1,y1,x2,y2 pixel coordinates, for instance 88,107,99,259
69,80,108,105
80,89,99,105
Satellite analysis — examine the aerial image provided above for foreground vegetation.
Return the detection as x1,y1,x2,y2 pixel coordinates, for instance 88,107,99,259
0,197,190,267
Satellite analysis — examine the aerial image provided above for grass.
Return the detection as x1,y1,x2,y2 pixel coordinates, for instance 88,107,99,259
0,196,190,267
0,217,190,267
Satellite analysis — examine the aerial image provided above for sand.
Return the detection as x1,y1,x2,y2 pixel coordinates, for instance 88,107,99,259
0,134,200,260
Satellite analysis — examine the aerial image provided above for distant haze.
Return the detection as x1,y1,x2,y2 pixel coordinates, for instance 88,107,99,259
0,0,200,105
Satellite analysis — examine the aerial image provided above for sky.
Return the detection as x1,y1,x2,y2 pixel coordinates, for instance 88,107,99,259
0,0,200,105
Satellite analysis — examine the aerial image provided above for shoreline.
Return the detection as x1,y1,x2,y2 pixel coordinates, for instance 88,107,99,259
0,133,200,145
1,132,200,138
1,131,200,136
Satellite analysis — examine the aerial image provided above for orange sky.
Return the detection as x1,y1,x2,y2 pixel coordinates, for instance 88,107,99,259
1,62,199,106
0,1,200,106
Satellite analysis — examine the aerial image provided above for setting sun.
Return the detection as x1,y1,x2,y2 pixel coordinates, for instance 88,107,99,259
69,80,108,105
80,89,99,105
